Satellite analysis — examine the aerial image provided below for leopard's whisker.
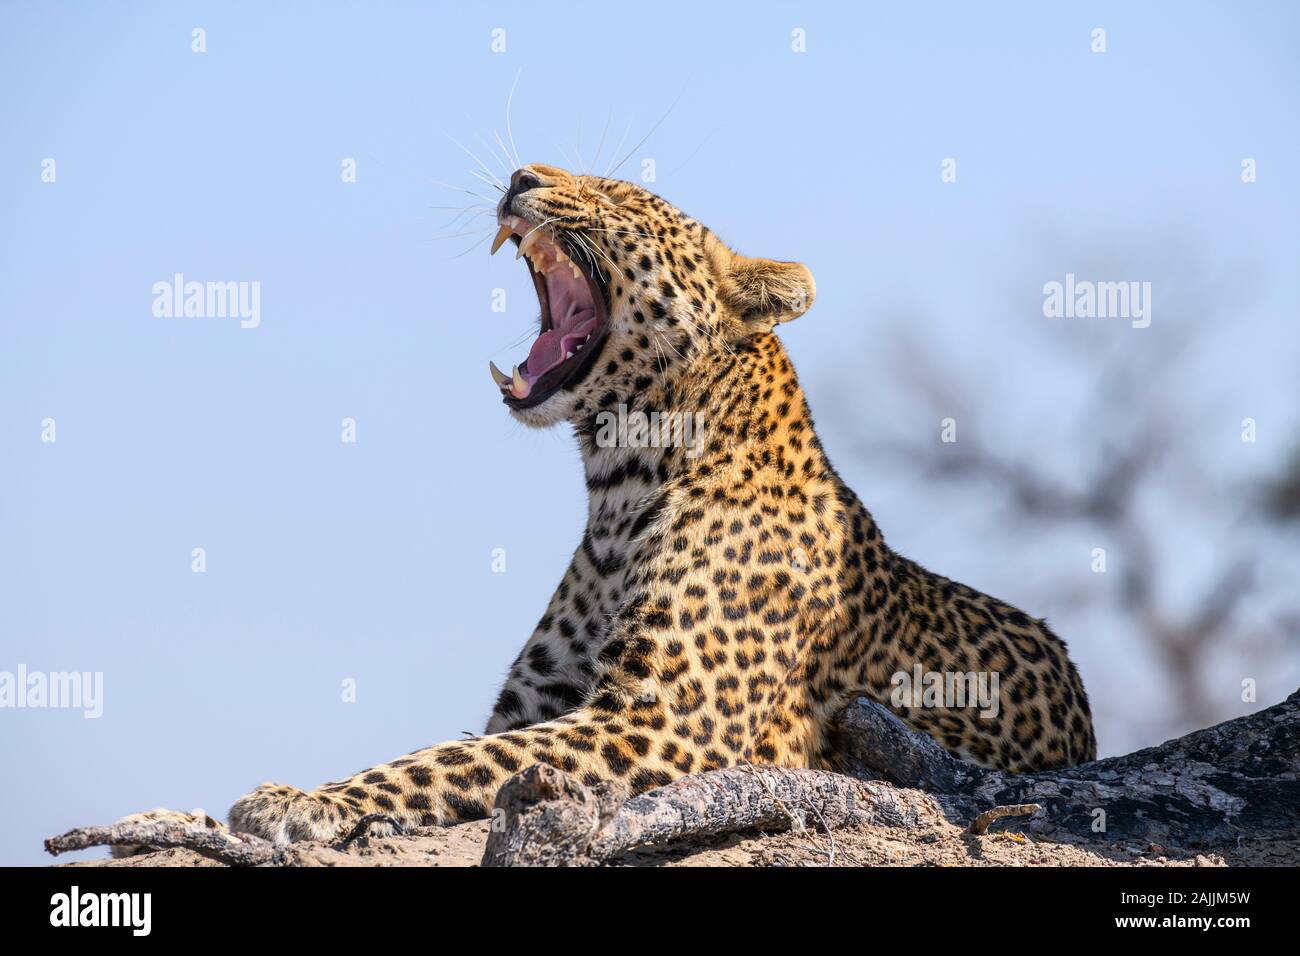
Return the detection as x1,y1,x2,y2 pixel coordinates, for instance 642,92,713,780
447,130,506,191
575,115,584,174
445,228,497,258
571,229,616,281
425,178,497,204
552,138,578,171
606,85,687,179
443,130,507,191
422,224,496,244
654,327,685,361
469,168,505,194
667,125,720,178
475,128,514,179
591,106,613,179
604,117,634,178
431,205,495,232
493,129,518,178
504,68,523,170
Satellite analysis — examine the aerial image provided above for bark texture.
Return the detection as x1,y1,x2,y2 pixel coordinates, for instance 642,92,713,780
836,689,1300,846
481,763,945,867
45,820,287,867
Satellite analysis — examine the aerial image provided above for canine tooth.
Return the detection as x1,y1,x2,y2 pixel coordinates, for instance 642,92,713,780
489,361,510,388
511,364,529,397
490,224,513,255
516,229,543,260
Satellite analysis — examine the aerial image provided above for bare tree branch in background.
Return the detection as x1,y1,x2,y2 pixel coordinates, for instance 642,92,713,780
882,416,1260,729
1264,444,1300,523
827,250,1299,742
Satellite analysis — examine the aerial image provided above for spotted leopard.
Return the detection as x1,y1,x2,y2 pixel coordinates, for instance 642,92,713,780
117,164,1096,847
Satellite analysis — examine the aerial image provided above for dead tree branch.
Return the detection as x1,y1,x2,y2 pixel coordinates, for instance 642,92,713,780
45,820,287,867
835,690,1300,846
46,690,1298,866
481,763,945,867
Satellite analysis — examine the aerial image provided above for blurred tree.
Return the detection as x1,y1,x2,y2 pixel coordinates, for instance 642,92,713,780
1264,444,1300,523
827,271,1299,743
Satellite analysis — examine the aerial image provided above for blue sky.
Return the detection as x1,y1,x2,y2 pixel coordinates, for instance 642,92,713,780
2,2,1298,865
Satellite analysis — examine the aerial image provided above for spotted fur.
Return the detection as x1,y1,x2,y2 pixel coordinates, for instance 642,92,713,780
208,165,1097,842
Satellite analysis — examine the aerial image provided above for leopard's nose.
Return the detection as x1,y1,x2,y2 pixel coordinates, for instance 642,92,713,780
502,170,544,217
511,170,543,192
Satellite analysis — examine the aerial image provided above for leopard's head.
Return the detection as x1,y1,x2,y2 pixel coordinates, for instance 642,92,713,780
488,164,815,427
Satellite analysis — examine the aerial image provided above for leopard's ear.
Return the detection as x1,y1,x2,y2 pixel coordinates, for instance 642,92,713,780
720,251,816,329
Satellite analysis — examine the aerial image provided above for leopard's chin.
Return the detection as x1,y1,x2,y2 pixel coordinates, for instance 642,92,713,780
488,214,611,411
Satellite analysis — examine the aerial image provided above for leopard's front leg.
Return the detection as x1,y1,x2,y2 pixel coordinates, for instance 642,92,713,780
484,547,618,733
229,565,814,844
226,705,681,843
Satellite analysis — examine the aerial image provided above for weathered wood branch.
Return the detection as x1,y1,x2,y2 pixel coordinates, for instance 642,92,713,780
45,820,288,867
835,689,1300,846
481,763,945,866
47,689,1300,866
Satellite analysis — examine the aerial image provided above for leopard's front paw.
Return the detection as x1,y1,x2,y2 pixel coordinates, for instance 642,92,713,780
109,807,224,858
227,783,349,844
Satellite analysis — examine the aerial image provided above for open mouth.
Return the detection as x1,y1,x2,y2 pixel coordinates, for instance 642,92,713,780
488,215,610,409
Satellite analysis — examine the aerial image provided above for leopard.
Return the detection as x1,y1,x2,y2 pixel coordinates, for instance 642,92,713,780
116,164,1096,848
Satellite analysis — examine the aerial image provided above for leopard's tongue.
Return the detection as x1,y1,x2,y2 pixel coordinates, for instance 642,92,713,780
523,308,596,385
